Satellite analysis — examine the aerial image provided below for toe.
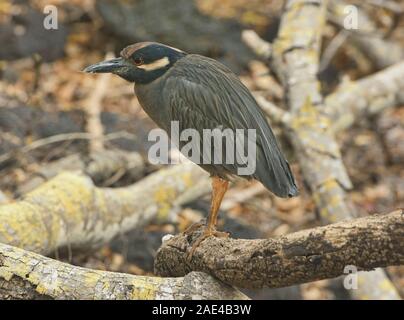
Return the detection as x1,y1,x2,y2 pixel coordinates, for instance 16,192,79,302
213,230,230,238
183,220,205,235
186,229,230,261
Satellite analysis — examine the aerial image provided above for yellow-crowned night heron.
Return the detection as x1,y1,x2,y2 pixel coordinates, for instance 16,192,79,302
84,42,298,256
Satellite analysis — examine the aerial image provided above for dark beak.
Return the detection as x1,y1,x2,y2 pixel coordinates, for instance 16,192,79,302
83,57,131,74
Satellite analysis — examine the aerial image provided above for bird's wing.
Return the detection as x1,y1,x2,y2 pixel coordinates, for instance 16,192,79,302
163,55,298,197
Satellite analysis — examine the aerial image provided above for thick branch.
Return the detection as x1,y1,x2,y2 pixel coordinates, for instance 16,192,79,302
0,243,247,300
271,0,354,220
155,211,404,289
270,0,326,110
254,0,400,299
0,163,209,255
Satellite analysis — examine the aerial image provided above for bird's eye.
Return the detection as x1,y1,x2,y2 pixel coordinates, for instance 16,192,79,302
133,57,143,66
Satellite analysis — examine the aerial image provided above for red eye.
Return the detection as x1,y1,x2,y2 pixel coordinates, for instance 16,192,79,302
134,57,143,66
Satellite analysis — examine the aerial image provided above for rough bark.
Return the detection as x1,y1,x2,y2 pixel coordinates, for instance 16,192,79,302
0,163,210,255
0,243,247,300
243,0,400,299
155,210,403,289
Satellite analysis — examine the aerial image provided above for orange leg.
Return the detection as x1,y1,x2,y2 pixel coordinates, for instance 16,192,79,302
206,176,229,232
186,176,230,260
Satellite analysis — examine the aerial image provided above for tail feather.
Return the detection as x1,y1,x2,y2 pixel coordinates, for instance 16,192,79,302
254,143,299,198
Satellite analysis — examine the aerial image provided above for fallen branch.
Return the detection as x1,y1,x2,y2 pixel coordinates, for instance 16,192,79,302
243,0,400,299
325,61,404,132
0,242,247,300
155,210,404,289
0,163,210,255
18,149,145,194
329,0,404,69
0,131,137,166
243,31,404,133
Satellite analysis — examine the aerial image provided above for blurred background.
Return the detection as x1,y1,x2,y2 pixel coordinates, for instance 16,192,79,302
0,0,403,299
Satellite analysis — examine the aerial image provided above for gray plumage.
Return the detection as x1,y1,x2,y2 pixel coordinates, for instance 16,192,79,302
136,54,298,198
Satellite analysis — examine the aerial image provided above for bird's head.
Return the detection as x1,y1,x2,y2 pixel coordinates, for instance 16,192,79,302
83,42,187,84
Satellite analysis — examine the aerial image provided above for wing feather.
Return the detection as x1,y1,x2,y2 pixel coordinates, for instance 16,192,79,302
163,55,298,197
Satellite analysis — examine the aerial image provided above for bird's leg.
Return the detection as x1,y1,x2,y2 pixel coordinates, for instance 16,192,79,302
205,176,229,235
186,176,229,259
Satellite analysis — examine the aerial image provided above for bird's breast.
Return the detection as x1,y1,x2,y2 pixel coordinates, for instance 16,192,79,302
135,81,171,133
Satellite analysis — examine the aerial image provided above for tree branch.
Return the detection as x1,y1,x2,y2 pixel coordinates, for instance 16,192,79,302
18,149,145,194
243,22,404,134
325,61,404,132
0,242,247,300
155,210,404,289
328,0,404,69
241,30,272,59
0,163,210,255
0,131,138,166
254,95,291,126
244,0,400,299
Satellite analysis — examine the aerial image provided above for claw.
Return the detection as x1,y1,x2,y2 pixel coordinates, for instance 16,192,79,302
185,227,229,261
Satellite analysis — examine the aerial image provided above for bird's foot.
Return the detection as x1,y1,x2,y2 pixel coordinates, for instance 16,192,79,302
185,226,229,261
183,220,206,235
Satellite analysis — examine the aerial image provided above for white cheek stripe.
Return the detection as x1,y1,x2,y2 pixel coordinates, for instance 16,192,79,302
138,57,170,71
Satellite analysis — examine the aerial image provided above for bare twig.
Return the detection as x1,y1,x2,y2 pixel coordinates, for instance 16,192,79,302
84,52,113,152
328,0,404,68
241,30,272,60
0,131,137,165
319,30,348,72
254,95,291,126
